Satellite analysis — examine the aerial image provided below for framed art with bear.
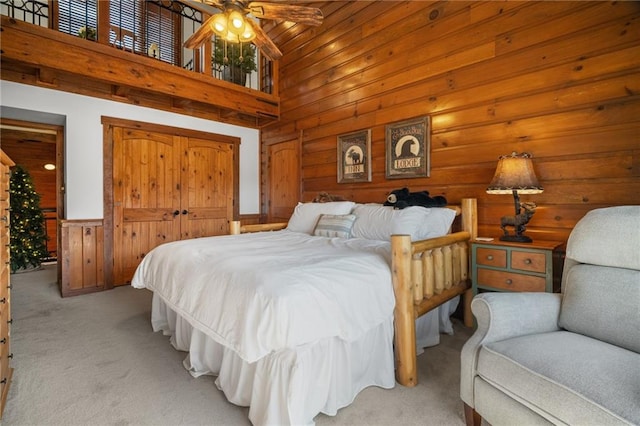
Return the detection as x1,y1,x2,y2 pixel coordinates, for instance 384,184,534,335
385,116,431,179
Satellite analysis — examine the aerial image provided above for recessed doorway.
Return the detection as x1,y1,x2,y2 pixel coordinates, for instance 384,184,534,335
0,117,64,265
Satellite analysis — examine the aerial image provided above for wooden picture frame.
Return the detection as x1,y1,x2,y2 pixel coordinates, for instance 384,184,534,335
337,129,372,183
385,116,431,179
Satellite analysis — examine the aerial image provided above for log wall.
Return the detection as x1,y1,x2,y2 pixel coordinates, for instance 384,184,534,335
261,1,640,242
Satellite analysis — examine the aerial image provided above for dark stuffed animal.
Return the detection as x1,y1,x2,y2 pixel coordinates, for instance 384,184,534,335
383,187,447,209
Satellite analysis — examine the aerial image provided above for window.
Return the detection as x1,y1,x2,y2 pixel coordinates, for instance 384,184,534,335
57,0,97,38
144,2,180,65
56,0,182,65
109,0,142,52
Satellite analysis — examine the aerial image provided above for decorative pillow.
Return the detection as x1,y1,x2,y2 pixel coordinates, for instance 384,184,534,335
313,214,357,238
351,203,456,241
286,201,356,234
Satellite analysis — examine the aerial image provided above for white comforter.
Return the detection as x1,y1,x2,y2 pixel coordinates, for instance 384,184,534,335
131,230,395,363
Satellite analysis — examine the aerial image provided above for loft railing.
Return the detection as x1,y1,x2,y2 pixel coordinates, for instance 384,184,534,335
0,0,274,94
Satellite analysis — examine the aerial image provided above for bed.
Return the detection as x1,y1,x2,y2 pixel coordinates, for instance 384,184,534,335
131,198,477,425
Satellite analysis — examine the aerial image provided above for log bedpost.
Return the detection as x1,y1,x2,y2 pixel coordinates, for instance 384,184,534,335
461,198,477,328
229,220,241,235
391,234,417,387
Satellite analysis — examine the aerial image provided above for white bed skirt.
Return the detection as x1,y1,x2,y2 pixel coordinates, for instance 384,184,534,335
151,293,458,425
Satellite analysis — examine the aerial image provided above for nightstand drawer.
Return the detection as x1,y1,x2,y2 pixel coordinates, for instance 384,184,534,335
511,251,546,273
476,247,507,268
477,268,546,292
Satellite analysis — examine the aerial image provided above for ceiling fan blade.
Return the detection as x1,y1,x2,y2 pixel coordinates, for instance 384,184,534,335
184,14,216,49
181,0,224,16
247,2,323,26
201,0,225,7
247,19,283,61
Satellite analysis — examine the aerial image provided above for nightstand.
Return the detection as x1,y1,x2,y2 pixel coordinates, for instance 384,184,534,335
472,239,565,295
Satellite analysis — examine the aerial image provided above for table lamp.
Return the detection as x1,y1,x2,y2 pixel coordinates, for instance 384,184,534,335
486,152,543,243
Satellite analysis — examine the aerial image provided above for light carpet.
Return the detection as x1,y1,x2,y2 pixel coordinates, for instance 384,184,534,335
2,264,471,426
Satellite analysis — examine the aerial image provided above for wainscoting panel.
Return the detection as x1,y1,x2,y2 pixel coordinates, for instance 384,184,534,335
59,220,104,297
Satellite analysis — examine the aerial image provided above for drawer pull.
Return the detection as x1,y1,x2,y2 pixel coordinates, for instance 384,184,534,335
0,378,6,385
0,297,5,304
505,279,513,285
486,255,494,261
524,258,532,265
0,338,6,344
7,353,12,359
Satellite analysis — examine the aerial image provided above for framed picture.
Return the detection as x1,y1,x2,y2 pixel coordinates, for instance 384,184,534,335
385,116,431,179
337,129,372,183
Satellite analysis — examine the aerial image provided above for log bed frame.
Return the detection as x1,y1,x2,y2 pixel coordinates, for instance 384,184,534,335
230,198,478,387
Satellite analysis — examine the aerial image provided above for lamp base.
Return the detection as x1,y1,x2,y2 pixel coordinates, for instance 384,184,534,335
499,234,533,243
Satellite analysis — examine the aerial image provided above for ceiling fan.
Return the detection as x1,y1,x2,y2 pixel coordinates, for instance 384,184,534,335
184,0,323,61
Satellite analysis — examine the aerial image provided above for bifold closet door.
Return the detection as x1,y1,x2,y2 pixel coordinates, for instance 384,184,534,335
112,128,183,285
179,137,235,239
109,121,239,287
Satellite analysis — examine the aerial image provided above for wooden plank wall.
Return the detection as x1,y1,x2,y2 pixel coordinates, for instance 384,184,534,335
261,1,640,242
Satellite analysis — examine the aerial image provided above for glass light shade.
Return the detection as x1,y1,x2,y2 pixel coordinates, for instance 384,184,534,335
486,152,543,194
211,13,227,35
239,26,256,42
228,10,246,35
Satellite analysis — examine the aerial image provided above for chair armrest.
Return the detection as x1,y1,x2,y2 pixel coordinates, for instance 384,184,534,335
460,292,562,406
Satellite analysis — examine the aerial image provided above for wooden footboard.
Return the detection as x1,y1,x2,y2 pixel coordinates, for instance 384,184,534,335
392,198,477,387
230,198,478,388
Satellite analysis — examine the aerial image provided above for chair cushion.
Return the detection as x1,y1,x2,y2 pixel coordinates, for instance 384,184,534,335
559,264,640,353
477,331,640,425
566,206,640,270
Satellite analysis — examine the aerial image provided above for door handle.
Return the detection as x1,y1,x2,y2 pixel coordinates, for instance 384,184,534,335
173,210,180,217
181,210,188,215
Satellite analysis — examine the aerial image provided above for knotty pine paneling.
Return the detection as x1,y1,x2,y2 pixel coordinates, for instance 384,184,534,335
262,1,640,242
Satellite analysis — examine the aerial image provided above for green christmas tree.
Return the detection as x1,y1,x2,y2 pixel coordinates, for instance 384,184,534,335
9,165,48,272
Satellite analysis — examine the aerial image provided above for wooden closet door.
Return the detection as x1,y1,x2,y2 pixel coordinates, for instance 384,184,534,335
179,137,235,239
112,127,182,285
267,139,300,222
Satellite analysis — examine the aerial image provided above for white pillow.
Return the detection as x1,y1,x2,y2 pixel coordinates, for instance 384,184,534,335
313,214,357,238
351,204,456,241
286,201,356,234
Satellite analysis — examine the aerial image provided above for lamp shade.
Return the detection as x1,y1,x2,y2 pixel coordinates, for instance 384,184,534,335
210,11,256,43
487,152,543,194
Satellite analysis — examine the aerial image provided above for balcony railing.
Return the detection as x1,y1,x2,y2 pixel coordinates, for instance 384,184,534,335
0,0,274,94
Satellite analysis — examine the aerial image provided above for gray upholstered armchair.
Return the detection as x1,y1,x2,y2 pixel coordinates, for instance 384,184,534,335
461,206,640,425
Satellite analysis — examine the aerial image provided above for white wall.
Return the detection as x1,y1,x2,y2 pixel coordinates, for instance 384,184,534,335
0,81,260,219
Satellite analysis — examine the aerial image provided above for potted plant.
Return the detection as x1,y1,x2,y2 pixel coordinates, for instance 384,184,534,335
78,26,97,41
212,38,257,86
